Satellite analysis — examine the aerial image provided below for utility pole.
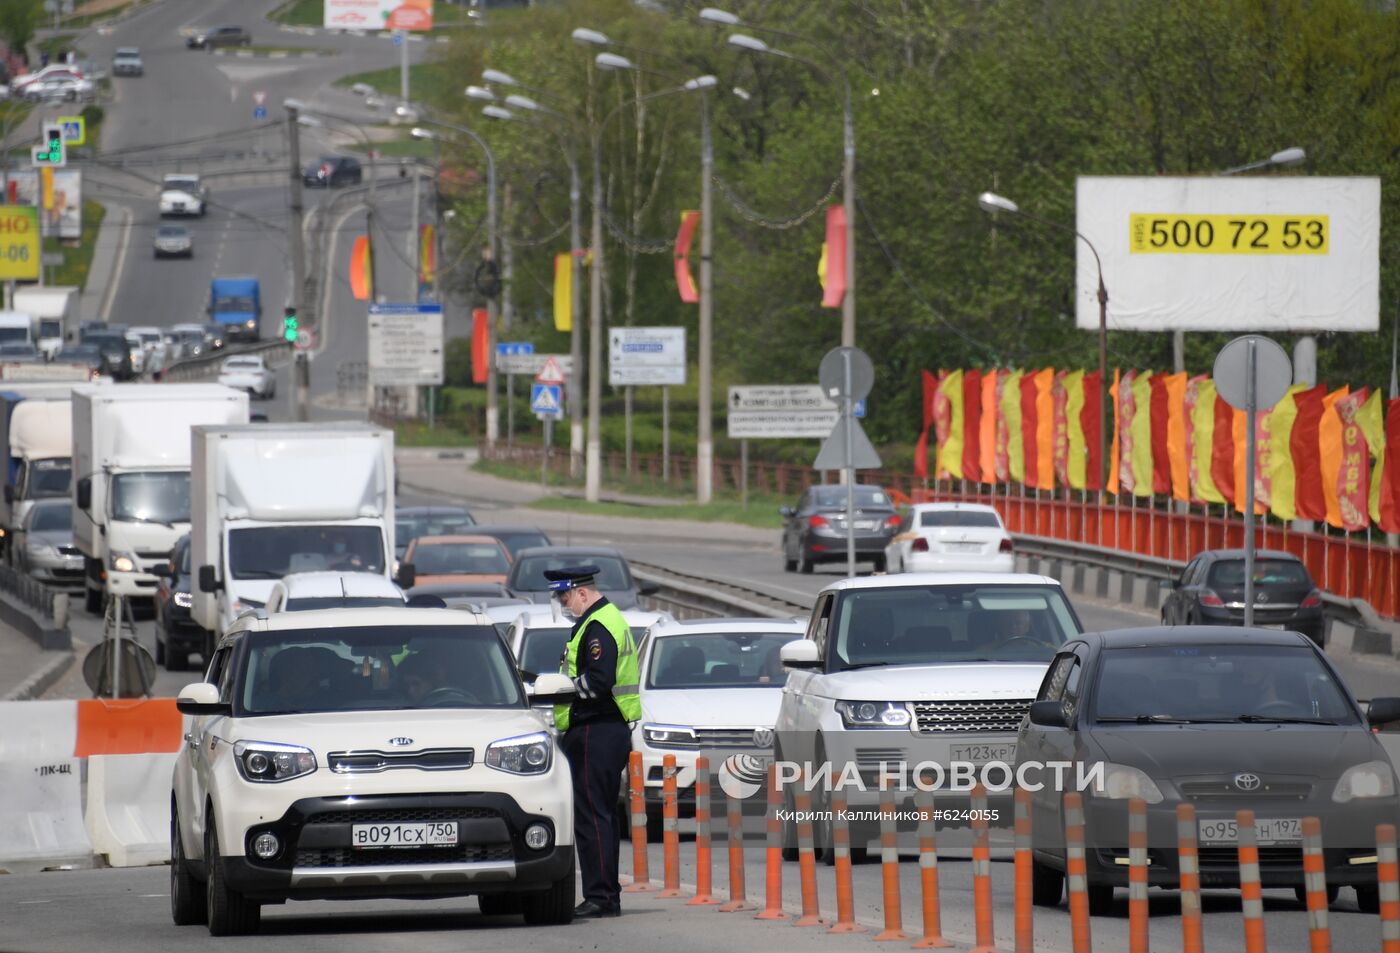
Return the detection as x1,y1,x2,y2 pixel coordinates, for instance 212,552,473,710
696,92,714,503
841,79,855,348
286,103,309,422
567,152,583,478
586,131,604,502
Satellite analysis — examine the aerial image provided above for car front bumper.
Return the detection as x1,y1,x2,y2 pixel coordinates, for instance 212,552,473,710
107,568,161,598
26,551,84,586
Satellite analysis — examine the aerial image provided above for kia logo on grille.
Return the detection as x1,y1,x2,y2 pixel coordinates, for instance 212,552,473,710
1233,772,1262,792
388,737,414,747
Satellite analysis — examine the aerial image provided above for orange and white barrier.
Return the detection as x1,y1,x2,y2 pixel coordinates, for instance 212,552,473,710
792,770,824,927
1013,786,1032,953
1128,798,1149,953
1064,792,1094,953
755,763,787,920
0,699,183,867
626,751,651,892
1300,816,1330,953
1378,823,1399,953
688,756,717,906
1237,809,1267,953
827,783,863,934
719,787,750,912
912,789,948,948
659,753,684,899
872,785,908,942
1177,803,1204,953
969,784,1000,953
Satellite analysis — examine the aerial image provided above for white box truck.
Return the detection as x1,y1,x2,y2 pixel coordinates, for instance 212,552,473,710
0,379,111,559
12,286,80,359
72,383,250,613
191,423,395,636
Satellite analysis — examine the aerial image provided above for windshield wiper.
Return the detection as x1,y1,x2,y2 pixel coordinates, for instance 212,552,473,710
840,662,892,671
1233,714,1339,725
1097,714,1197,724
233,570,283,579
122,516,177,527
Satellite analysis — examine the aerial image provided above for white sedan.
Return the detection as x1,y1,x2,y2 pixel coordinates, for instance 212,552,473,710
217,355,275,399
263,571,406,613
884,502,1015,573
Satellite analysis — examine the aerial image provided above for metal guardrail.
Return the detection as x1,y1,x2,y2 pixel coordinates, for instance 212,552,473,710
0,561,70,650
160,339,294,382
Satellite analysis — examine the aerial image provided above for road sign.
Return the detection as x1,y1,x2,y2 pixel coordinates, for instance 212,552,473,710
57,116,84,146
497,352,571,376
609,326,686,386
252,90,267,106
813,416,882,471
40,251,64,266
1213,335,1292,412
253,106,267,121
367,302,443,387
294,328,316,351
530,383,563,418
0,207,40,281
726,385,861,438
535,355,567,385
497,341,534,357
819,346,874,401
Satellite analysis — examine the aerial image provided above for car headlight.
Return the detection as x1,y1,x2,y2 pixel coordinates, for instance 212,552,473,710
642,723,698,748
835,700,913,729
233,741,316,783
173,591,192,608
245,319,256,328
484,731,552,775
1333,760,1397,802
1088,762,1165,803
108,550,139,573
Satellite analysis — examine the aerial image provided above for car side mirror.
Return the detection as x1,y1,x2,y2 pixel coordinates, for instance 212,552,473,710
76,477,90,511
637,582,659,597
529,672,577,706
396,563,416,590
1028,700,1069,728
197,564,220,593
779,506,795,518
175,682,229,717
780,639,821,670
1368,697,1400,727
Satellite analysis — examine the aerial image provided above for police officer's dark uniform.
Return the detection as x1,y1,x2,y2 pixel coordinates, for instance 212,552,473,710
546,565,640,919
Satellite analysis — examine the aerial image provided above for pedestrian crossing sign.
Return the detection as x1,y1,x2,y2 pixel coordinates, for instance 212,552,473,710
531,383,563,418
57,116,84,146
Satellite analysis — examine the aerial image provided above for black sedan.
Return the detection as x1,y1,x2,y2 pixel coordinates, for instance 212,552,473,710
79,328,135,380
395,505,477,562
1017,627,1400,915
303,155,363,187
1162,549,1324,646
506,546,655,611
155,534,212,671
780,483,900,573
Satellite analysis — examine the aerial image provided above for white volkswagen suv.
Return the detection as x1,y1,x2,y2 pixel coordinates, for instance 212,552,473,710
775,573,1083,857
171,607,577,935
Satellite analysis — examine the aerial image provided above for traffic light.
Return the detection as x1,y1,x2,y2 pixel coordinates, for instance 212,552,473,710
32,123,65,167
282,307,298,342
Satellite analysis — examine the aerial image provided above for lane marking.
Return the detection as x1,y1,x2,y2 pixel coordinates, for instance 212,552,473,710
98,204,133,320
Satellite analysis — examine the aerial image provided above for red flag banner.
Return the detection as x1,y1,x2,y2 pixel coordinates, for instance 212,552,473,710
932,370,952,479
471,307,488,385
1053,370,1070,489
1211,392,1236,506
1384,397,1400,533
1149,373,1170,495
1291,385,1328,521
1082,370,1102,491
963,369,982,484
1020,372,1040,489
674,210,700,304
820,206,847,309
980,370,998,485
913,369,938,479
1333,388,1371,530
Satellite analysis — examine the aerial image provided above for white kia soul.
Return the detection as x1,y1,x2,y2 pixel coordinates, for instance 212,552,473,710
775,573,1083,856
170,607,577,935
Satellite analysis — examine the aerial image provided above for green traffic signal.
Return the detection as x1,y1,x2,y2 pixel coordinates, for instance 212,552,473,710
282,310,298,342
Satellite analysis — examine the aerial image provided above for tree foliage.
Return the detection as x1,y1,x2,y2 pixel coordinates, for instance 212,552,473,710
425,0,1400,447
0,0,41,61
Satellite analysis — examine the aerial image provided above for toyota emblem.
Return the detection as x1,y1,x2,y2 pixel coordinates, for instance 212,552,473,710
752,728,774,748
1233,772,1262,792
388,737,414,747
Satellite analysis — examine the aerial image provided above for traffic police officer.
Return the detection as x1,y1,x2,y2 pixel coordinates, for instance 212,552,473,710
546,565,640,919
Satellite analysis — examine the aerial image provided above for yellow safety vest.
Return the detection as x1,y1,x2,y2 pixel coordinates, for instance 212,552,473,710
554,600,640,731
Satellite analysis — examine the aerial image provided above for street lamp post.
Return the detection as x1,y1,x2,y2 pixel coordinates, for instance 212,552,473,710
411,120,499,446
979,191,1110,498
283,100,310,422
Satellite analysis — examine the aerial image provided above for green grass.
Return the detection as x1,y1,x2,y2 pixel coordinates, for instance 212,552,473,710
345,136,437,159
269,0,322,25
529,495,787,531
35,35,79,61
334,62,451,99
62,0,147,29
392,419,475,448
45,200,106,289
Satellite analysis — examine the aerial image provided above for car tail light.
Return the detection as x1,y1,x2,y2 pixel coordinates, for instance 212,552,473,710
884,514,901,529
911,537,929,553
1301,589,1323,609
808,515,828,529
999,538,1014,554
1199,589,1225,608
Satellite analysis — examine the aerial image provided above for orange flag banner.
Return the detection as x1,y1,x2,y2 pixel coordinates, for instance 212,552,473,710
1052,370,1070,490
980,370,998,484
350,235,372,301
1034,368,1055,490
1107,370,1121,495
820,206,847,308
1164,373,1189,502
674,210,700,303
1318,386,1350,528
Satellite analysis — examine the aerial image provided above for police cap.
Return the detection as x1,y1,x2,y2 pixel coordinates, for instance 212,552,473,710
544,565,600,592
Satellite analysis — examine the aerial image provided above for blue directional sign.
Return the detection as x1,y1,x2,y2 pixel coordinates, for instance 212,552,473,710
530,383,563,418
253,105,267,121
392,32,403,45
497,341,534,357
854,399,866,419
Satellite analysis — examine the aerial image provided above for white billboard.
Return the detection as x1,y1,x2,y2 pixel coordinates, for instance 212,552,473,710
1076,176,1379,332
325,0,432,30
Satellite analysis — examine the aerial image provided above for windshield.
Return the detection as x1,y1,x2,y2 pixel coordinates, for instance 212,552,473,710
411,540,509,575
228,525,385,579
397,511,476,545
27,458,70,498
29,501,70,532
164,178,198,190
511,554,631,591
38,319,60,338
238,625,524,715
1093,645,1356,724
286,596,405,611
488,530,551,557
648,632,795,689
0,344,35,356
214,296,256,313
1207,559,1311,589
111,471,190,524
0,326,28,344
920,510,1001,528
812,486,890,508
519,626,570,677
157,226,186,238
223,359,260,371
829,584,1080,670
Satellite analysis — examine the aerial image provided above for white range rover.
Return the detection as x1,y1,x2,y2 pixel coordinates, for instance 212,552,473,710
170,607,577,935
775,573,1083,856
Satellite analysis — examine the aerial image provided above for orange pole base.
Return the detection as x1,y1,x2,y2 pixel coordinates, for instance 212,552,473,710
872,929,911,942
828,921,866,935
719,899,753,913
912,936,954,949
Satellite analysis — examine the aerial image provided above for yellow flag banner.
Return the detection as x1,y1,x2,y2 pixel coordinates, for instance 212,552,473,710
1189,378,1225,504
1318,386,1350,529
1107,369,1121,496
937,369,965,480
1359,389,1385,527
553,253,572,331
1268,385,1307,522
1065,370,1086,491
1129,370,1153,497
1003,370,1025,484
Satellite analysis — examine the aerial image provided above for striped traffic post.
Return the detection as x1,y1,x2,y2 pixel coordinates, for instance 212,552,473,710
688,756,718,905
718,788,750,912
1176,803,1204,953
1064,792,1093,953
969,784,1001,953
912,789,949,948
1378,824,1400,953
828,782,864,934
1013,786,1033,953
658,753,684,898
1128,798,1149,953
792,769,824,926
755,763,788,920
1237,809,1267,953
1301,816,1330,953
873,784,909,941
626,751,652,892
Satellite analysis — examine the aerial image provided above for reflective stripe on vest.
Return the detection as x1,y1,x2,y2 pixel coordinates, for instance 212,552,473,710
554,601,641,731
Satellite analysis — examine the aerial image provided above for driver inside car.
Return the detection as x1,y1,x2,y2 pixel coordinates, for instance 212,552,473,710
395,645,468,705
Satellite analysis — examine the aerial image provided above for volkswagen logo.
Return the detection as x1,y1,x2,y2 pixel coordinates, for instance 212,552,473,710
1255,591,1269,604
752,728,774,749
1233,772,1262,792
388,737,414,747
